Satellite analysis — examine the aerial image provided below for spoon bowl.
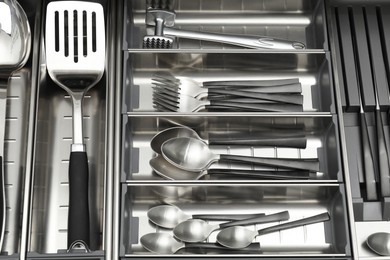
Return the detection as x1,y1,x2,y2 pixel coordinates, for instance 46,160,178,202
366,232,390,256
173,211,289,243
140,233,262,254
216,212,330,249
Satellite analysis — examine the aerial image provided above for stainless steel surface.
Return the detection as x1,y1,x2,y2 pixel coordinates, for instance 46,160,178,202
121,184,349,256
366,232,390,256
1,69,31,256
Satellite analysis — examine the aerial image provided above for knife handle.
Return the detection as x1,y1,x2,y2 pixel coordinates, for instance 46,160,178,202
68,151,90,250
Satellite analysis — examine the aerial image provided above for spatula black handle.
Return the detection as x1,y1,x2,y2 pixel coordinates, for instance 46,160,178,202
68,151,90,249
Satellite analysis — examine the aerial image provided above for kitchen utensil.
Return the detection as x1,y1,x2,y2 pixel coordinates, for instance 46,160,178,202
357,89,378,201
150,155,313,181
161,137,320,172
45,1,105,250
153,92,303,112
0,0,31,249
150,127,307,154
173,211,290,242
366,232,390,256
216,212,330,249
153,72,301,88
147,204,265,229
153,79,303,104
140,233,261,254
143,7,305,50
153,75,302,100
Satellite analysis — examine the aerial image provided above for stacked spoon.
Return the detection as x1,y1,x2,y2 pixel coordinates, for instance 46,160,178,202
149,126,320,180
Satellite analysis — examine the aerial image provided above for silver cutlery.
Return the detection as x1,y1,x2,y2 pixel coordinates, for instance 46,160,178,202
161,137,320,172
173,211,290,243
140,233,261,254
45,1,105,250
0,0,31,249
150,127,307,155
216,212,330,249
143,5,305,50
150,155,313,181
366,232,390,256
147,204,265,229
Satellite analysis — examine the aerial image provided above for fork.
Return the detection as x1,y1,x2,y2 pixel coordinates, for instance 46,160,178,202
153,73,302,100
153,92,303,112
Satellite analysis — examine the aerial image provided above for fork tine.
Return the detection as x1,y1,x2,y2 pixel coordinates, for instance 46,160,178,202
153,91,180,104
152,84,179,97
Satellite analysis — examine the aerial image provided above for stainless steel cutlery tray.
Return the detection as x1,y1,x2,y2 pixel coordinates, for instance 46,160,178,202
124,0,327,50
120,184,350,257
122,115,342,181
123,52,335,113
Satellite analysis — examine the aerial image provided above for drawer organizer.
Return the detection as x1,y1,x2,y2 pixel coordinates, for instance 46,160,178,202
118,0,352,259
3,0,390,259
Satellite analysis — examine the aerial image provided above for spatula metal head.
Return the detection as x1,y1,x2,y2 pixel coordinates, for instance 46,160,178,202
45,1,105,94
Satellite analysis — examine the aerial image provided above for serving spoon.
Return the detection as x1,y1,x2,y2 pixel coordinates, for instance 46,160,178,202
173,211,290,243
366,232,390,256
147,204,264,229
0,0,31,249
162,137,319,172
216,212,330,249
140,233,261,254
151,126,307,154
150,155,313,180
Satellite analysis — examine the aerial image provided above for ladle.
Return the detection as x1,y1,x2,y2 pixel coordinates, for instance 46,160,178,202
151,126,307,154
150,155,312,180
162,137,319,172
173,211,290,242
366,232,390,256
140,233,261,254
147,204,264,229
216,212,330,249
0,0,31,249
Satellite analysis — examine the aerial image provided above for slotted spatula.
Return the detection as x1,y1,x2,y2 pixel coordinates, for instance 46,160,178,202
45,1,105,251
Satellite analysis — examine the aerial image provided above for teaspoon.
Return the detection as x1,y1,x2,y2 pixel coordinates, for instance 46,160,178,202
147,204,264,229
366,232,390,256
140,233,261,254
173,211,290,242
216,212,330,249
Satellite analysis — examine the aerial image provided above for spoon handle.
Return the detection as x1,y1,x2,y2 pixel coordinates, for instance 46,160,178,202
183,242,261,252
207,101,303,112
192,213,265,221
219,154,320,172
257,212,330,236
208,91,303,105
219,211,290,229
209,135,307,149
207,169,311,179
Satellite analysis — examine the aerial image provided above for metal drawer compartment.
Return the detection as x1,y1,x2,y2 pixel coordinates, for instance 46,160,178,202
120,184,350,257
